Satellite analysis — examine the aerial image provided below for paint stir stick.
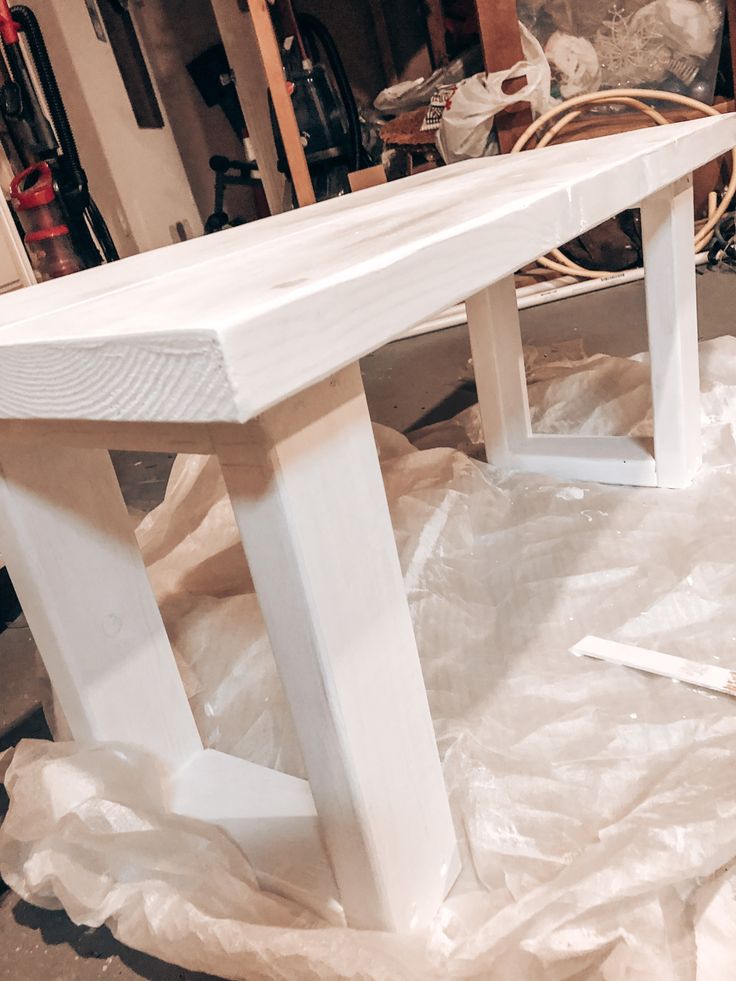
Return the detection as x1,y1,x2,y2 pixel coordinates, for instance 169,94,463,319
570,635,736,697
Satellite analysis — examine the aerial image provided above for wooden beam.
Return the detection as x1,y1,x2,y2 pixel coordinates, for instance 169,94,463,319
347,164,387,193
0,118,732,428
641,176,701,488
424,0,448,69
210,0,290,215
247,0,316,207
214,365,459,930
368,0,399,86
0,444,202,769
727,0,736,107
475,0,533,153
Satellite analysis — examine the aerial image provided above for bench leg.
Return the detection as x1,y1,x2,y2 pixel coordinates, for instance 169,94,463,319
641,175,701,488
0,444,202,770
466,273,531,470
469,184,702,490
214,363,459,931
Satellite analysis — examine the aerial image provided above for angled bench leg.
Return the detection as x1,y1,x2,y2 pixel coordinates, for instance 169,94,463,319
213,363,459,932
466,274,531,470
465,277,653,484
641,175,701,488
469,178,701,490
0,444,202,770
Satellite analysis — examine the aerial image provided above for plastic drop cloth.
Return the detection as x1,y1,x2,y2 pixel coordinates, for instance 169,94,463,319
6,338,736,978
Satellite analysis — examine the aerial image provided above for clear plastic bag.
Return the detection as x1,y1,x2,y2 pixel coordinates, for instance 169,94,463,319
519,0,726,102
373,45,484,116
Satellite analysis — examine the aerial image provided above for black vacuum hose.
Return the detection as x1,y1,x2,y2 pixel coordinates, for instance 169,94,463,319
11,4,119,262
11,6,82,172
297,13,368,172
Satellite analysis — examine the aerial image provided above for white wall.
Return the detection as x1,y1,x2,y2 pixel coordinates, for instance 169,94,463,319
25,0,203,257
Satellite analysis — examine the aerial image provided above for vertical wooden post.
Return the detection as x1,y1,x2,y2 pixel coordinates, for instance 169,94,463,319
424,0,448,69
368,0,399,85
0,444,202,769
247,0,316,208
726,0,736,107
210,0,290,215
641,176,702,488
475,0,533,153
214,364,458,931
467,274,531,467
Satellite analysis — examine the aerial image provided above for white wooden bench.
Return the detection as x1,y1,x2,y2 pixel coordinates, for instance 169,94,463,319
0,115,733,932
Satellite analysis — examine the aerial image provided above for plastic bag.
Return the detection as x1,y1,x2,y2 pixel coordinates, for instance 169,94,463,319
437,24,553,164
518,0,726,103
373,45,484,116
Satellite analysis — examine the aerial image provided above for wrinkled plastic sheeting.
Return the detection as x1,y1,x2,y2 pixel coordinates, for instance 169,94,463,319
7,339,736,978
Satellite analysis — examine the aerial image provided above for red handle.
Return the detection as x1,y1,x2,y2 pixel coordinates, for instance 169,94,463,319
0,0,19,44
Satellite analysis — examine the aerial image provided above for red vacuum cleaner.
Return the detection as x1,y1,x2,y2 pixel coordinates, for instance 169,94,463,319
10,161,82,279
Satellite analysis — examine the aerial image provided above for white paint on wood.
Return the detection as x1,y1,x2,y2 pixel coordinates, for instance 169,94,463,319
467,274,531,469
0,444,202,769
214,366,459,932
467,277,659,485
641,176,702,488
0,119,723,935
0,116,731,425
571,635,736,698
170,748,343,925
469,178,704,488
0,332,233,423
503,436,656,486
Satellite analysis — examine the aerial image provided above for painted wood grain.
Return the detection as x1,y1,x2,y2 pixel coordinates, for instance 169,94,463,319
0,116,730,425
641,176,702,488
214,366,459,931
0,444,202,768
170,748,343,924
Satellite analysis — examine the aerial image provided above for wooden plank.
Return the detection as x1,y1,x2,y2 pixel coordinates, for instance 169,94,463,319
506,435,657,486
571,635,736,698
641,176,701,488
246,0,316,208
170,748,343,924
424,0,448,69
0,444,202,769
529,99,735,215
0,117,732,426
210,0,290,215
347,164,387,193
213,365,459,931
727,0,736,111
467,276,659,486
467,274,531,468
475,0,533,153
368,0,398,85
0,419,216,453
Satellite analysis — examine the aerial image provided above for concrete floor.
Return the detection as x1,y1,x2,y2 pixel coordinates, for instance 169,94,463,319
1,267,735,980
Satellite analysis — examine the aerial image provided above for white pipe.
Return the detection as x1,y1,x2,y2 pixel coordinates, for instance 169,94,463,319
396,254,708,341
